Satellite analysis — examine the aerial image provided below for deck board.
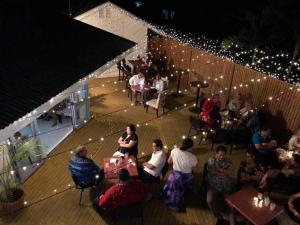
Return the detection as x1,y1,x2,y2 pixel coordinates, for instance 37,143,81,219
0,76,246,225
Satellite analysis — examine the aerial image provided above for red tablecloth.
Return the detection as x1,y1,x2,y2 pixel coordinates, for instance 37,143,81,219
103,156,139,179
131,84,151,93
226,187,283,225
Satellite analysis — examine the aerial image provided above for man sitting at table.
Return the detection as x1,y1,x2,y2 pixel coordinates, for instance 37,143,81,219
129,72,145,86
69,145,104,186
93,169,150,214
139,139,166,182
252,125,278,167
206,145,233,220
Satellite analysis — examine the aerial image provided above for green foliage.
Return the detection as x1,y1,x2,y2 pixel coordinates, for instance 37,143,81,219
0,140,43,203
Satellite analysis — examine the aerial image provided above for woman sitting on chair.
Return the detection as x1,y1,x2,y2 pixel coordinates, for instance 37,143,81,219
162,138,198,212
113,124,138,158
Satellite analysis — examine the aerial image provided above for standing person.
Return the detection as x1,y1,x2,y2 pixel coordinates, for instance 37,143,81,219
113,124,138,158
139,139,166,182
69,145,103,186
162,138,198,212
206,145,233,220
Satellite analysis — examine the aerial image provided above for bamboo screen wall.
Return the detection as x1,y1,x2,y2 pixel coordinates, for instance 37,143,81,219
148,35,300,138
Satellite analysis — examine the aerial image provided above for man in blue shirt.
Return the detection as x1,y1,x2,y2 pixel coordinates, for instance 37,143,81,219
69,145,103,186
252,126,278,167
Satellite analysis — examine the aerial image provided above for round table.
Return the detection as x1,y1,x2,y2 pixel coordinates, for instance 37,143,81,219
189,80,209,113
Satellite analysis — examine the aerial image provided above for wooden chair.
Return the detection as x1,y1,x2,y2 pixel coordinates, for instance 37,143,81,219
145,90,167,117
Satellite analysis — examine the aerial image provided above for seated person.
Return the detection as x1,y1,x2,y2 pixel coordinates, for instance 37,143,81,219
202,94,221,113
237,150,264,188
288,129,300,151
200,105,222,130
276,192,300,225
146,74,165,100
139,139,166,182
206,145,233,219
113,124,138,158
69,145,103,186
94,169,149,214
121,58,132,72
239,101,254,121
152,74,165,92
162,138,198,212
129,72,145,90
260,154,300,190
252,125,278,167
246,109,265,133
228,93,244,112
148,62,158,77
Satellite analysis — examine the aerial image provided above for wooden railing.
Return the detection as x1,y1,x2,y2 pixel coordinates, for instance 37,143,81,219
148,35,300,143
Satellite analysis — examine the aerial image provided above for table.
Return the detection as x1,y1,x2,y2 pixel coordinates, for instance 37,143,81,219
103,156,139,179
226,187,283,225
189,80,209,113
131,84,151,105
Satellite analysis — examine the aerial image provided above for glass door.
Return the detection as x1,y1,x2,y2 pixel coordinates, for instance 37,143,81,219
71,82,90,129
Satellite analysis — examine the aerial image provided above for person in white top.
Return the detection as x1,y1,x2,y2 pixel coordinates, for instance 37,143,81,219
129,73,145,88
169,144,198,174
140,139,166,182
289,129,300,151
228,93,244,112
152,74,165,92
162,138,198,212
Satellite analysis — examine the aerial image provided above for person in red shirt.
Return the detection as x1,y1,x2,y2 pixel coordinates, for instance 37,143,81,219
201,94,221,113
199,94,222,129
94,169,149,214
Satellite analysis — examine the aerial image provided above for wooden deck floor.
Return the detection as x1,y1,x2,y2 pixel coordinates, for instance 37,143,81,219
0,76,247,225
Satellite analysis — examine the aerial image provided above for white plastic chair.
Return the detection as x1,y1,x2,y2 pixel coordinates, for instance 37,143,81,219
145,90,167,117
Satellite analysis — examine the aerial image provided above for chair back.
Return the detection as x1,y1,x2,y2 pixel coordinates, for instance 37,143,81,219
189,116,201,130
156,90,167,108
161,76,169,89
161,160,169,178
71,173,80,186
117,61,122,69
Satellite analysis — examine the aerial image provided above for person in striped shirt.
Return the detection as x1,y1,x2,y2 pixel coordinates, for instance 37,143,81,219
69,145,103,186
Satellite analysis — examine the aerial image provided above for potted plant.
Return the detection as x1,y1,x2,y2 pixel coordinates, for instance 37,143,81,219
0,139,42,215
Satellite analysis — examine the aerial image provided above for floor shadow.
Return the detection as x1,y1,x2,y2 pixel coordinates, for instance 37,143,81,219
89,93,108,109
